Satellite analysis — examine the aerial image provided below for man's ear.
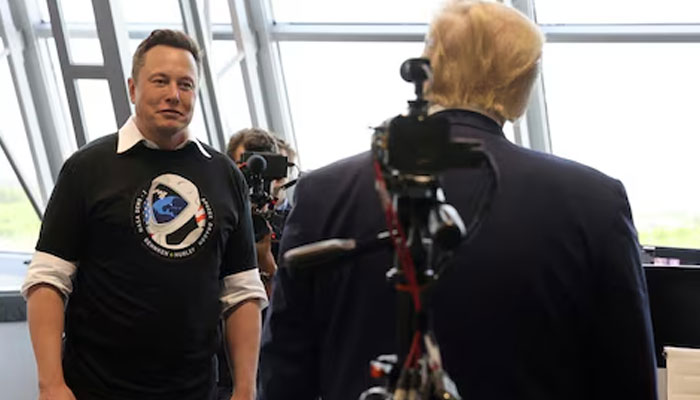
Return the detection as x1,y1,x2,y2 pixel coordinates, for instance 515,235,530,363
128,77,136,104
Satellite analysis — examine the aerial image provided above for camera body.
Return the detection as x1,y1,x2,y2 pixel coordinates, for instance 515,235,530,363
241,151,288,181
374,114,487,177
239,151,288,208
239,151,292,244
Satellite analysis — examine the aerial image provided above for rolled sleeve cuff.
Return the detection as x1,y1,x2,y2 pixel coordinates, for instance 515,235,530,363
21,251,77,300
220,268,269,315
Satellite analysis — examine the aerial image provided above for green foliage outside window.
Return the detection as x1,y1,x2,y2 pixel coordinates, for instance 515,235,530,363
0,186,40,252
639,216,700,250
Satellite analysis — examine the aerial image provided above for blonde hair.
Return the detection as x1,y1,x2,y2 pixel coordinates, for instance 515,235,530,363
424,0,544,121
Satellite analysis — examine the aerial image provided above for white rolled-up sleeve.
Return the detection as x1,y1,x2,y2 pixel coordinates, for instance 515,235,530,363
220,268,268,315
21,251,77,300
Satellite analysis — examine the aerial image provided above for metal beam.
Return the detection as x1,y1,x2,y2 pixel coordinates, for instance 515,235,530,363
63,64,110,79
227,0,268,129
511,0,552,152
542,23,700,43
0,132,42,219
33,18,700,44
246,0,297,157
33,21,239,40
92,0,132,127
46,0,88,147
271,23,427,42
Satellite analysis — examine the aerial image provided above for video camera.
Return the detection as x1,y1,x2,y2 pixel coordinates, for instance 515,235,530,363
240,151,288,206
239,151,294,243
371,58,492,253
364,58,496,400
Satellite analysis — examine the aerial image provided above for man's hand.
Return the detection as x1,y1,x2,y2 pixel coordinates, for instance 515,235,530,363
256,232,277,297
39,383,76,400
230,389,255,400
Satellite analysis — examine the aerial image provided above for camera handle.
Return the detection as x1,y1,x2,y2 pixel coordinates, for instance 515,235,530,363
400,58,431,117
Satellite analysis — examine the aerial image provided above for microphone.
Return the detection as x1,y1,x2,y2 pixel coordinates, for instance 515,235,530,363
284,239,357,269
284,231,393,269
247,154,267,175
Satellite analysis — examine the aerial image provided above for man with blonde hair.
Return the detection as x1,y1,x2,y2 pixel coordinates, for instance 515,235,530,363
259,2,657,399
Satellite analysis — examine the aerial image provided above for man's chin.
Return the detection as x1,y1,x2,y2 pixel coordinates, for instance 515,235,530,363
150,128,184,141
155,121,189,135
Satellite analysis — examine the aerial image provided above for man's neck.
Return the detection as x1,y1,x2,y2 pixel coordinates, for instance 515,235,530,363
133,117,189,150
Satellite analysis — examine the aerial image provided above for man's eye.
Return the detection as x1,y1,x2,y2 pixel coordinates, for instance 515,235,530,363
153,79,166,85
179,82,194,90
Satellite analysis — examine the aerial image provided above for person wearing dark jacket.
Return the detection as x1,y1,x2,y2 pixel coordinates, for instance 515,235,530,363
258,1,658,399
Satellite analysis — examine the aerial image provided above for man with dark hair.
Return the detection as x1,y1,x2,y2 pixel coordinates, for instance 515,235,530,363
225,128,287,293
23,29,266,400
227,127,279,163
258,2,657,400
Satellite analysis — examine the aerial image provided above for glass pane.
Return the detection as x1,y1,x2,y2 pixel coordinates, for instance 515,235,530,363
217,62,251,138
0,58,40,203
210,0,233,25
60,0,96,23
210,41,251,136
75,79,118,142
190,99,209,145
39,0,50,22
280,41,424,170
44,38,78,157
121,0,183,25
534,0,700,24
67,37,103,65
542,43,700,249
60,0,103,64
272,0,445,23
503,121,516,144
0,153,41,253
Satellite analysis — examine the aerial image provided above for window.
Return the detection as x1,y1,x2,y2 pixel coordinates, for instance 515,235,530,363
0,152,40,253
0,58,41,208
0,60,41,253
210,40,252,138
534,0,700,24
76,79,118,141
542,42,700,248
121,0,183,26
271,0,444,23
58,0,103,64
210,0,235,25
279,41,424,170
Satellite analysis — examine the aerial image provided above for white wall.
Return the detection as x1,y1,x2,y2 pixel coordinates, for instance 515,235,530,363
0,321,38,400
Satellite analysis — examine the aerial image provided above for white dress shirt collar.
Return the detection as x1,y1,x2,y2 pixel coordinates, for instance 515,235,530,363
116,116,211,158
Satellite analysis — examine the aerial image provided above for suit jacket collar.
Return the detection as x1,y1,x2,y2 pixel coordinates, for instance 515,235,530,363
431,108,505,138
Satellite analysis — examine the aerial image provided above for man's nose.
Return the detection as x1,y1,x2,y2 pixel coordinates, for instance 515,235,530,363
165,82,181,103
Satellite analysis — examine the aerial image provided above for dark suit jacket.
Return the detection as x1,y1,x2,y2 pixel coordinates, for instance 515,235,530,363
259,109,658,400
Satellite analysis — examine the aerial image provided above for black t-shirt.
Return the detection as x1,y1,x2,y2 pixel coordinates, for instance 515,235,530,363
36,134,256,400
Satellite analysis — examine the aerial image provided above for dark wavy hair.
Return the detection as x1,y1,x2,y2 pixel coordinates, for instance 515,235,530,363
131,29,201,81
